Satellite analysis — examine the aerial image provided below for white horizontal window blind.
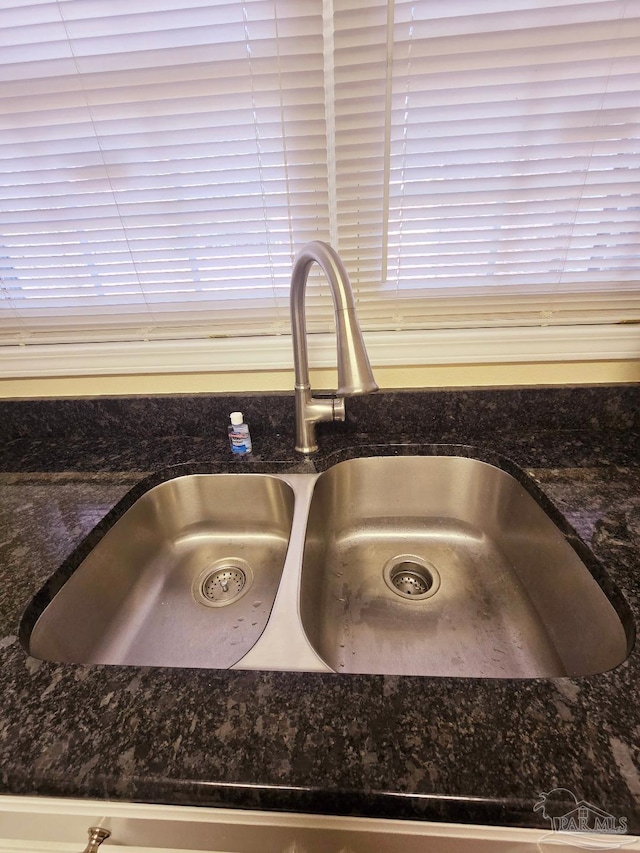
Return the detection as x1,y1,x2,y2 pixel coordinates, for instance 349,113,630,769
0,0,330,344
334,0,640,331
0,0,638,369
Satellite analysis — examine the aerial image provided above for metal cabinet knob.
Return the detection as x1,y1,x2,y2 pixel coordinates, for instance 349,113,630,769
82,827,111,853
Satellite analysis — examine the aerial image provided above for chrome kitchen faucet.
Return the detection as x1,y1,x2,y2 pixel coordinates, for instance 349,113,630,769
290,241,378,453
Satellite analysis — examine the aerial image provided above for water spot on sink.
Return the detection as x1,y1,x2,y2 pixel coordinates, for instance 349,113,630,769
253,601,262,608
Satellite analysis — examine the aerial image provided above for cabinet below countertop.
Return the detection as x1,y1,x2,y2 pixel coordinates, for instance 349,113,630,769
2,795,639,853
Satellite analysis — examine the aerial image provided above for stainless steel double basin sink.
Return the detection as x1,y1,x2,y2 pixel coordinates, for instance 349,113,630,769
23,454,631,679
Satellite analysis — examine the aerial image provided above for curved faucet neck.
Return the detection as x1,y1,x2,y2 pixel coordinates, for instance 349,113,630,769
290,241,349,389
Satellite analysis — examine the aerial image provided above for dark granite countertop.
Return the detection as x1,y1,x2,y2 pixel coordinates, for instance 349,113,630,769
0,386,639,832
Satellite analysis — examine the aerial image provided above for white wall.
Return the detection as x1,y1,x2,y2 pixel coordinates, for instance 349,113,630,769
1,360,638,398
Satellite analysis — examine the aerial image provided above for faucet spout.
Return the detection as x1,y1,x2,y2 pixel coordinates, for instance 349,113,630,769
290,240,378,453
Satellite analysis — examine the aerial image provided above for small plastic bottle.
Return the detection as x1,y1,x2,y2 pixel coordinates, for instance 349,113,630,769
228,411,252,456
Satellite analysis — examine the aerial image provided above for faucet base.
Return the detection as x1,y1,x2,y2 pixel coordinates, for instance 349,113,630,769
294,385,345,454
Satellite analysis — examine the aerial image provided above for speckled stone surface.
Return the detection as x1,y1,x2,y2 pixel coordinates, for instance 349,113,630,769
0,386,639,831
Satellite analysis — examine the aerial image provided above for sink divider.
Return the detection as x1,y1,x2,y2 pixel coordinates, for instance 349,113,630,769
232,473,332,674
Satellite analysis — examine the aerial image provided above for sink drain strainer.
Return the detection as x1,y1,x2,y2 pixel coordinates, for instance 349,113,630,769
383,555,440,601
193,558,253,608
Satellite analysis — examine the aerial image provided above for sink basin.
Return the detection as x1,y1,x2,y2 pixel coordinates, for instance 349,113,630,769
27,474,295,669
24,453,630,678
299,456,629,678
